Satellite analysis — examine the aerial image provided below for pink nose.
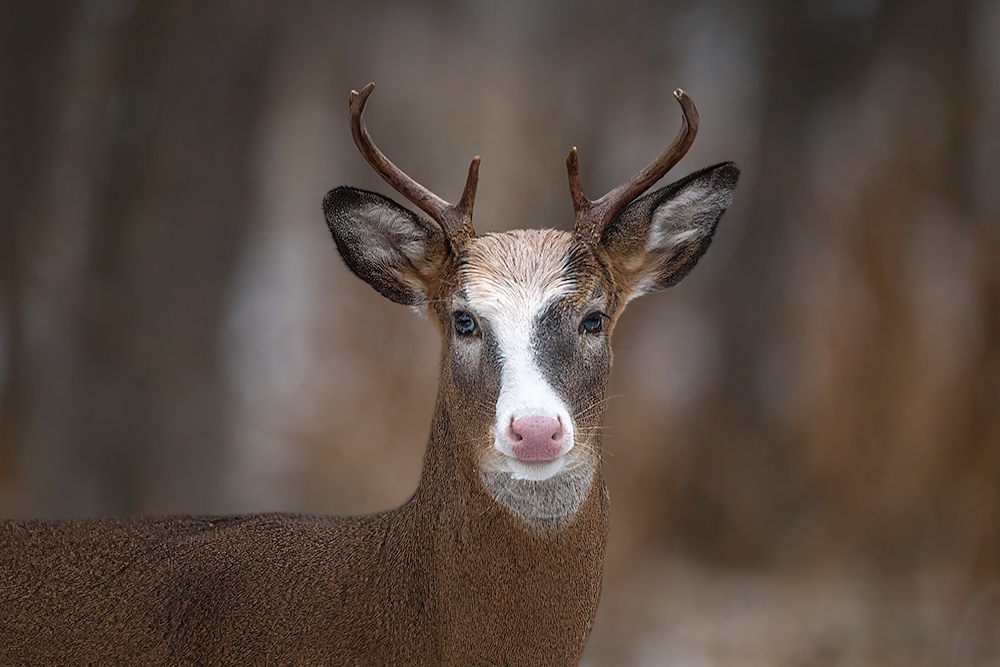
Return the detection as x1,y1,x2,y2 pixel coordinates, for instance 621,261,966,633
508,416,564,462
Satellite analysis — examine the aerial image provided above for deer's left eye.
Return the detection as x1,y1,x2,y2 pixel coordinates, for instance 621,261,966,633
453,310,478,336
580,312,606,335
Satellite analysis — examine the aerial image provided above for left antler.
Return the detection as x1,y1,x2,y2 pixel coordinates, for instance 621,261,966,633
568,89,699,243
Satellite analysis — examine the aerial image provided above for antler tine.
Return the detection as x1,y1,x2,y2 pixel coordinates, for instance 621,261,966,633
569,89,699,243
349,82,477,247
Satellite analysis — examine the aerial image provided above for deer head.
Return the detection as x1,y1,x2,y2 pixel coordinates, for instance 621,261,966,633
323,83,739,525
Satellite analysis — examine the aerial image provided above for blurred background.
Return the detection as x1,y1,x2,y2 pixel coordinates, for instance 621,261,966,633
2,0,998,663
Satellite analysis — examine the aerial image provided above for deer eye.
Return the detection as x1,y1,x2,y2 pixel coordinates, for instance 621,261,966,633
580,312,606,335
453,311,478,337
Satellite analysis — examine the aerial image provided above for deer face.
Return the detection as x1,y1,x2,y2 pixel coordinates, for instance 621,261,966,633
450,230,612,483
324,161,738,522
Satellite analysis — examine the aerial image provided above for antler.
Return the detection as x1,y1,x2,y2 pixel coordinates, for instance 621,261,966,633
349,82,479,248
568,89,699,243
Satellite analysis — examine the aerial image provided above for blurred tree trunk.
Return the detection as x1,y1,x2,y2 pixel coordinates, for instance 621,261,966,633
0,4,77,498
676,0,996,568
1,2,276,517
674,0,878,564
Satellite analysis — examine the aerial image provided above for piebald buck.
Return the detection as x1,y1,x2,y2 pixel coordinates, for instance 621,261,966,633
1,83,739,665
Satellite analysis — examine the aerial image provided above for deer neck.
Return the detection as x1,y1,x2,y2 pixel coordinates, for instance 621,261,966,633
403,392,608,660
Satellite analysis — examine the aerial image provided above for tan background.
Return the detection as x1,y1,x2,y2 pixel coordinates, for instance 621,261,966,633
2,1,998,663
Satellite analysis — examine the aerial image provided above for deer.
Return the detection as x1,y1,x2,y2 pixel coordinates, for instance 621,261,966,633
0,82,739,665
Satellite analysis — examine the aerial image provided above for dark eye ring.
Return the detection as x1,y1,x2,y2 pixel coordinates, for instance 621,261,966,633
453,310,478,337
580,311,606,335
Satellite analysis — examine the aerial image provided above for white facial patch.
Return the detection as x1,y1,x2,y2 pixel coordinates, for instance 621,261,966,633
460,230,577,481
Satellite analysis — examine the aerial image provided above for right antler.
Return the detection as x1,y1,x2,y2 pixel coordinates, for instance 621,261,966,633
568,89,699,244
350,82,480,249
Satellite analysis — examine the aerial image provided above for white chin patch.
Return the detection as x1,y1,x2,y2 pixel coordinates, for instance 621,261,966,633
506,455,568,481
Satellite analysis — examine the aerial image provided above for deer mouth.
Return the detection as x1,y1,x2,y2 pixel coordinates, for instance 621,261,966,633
505,454,569,481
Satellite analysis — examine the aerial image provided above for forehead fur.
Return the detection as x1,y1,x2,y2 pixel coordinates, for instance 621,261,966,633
459,229,576,311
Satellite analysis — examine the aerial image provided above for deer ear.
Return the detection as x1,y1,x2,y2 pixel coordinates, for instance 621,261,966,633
600,162,739,301
323,186,449,306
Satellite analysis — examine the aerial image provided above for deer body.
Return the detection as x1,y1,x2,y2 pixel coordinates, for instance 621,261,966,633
4,359,607,665
1,83,738,665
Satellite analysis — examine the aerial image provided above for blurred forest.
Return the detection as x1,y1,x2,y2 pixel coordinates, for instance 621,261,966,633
2,0,998,664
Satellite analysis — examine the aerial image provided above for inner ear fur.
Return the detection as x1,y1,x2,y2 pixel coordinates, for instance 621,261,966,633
599,161,740,299
323,186,449,306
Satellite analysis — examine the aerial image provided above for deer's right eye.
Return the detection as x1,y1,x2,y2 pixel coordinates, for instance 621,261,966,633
453,311,478,337
579,311,607,335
